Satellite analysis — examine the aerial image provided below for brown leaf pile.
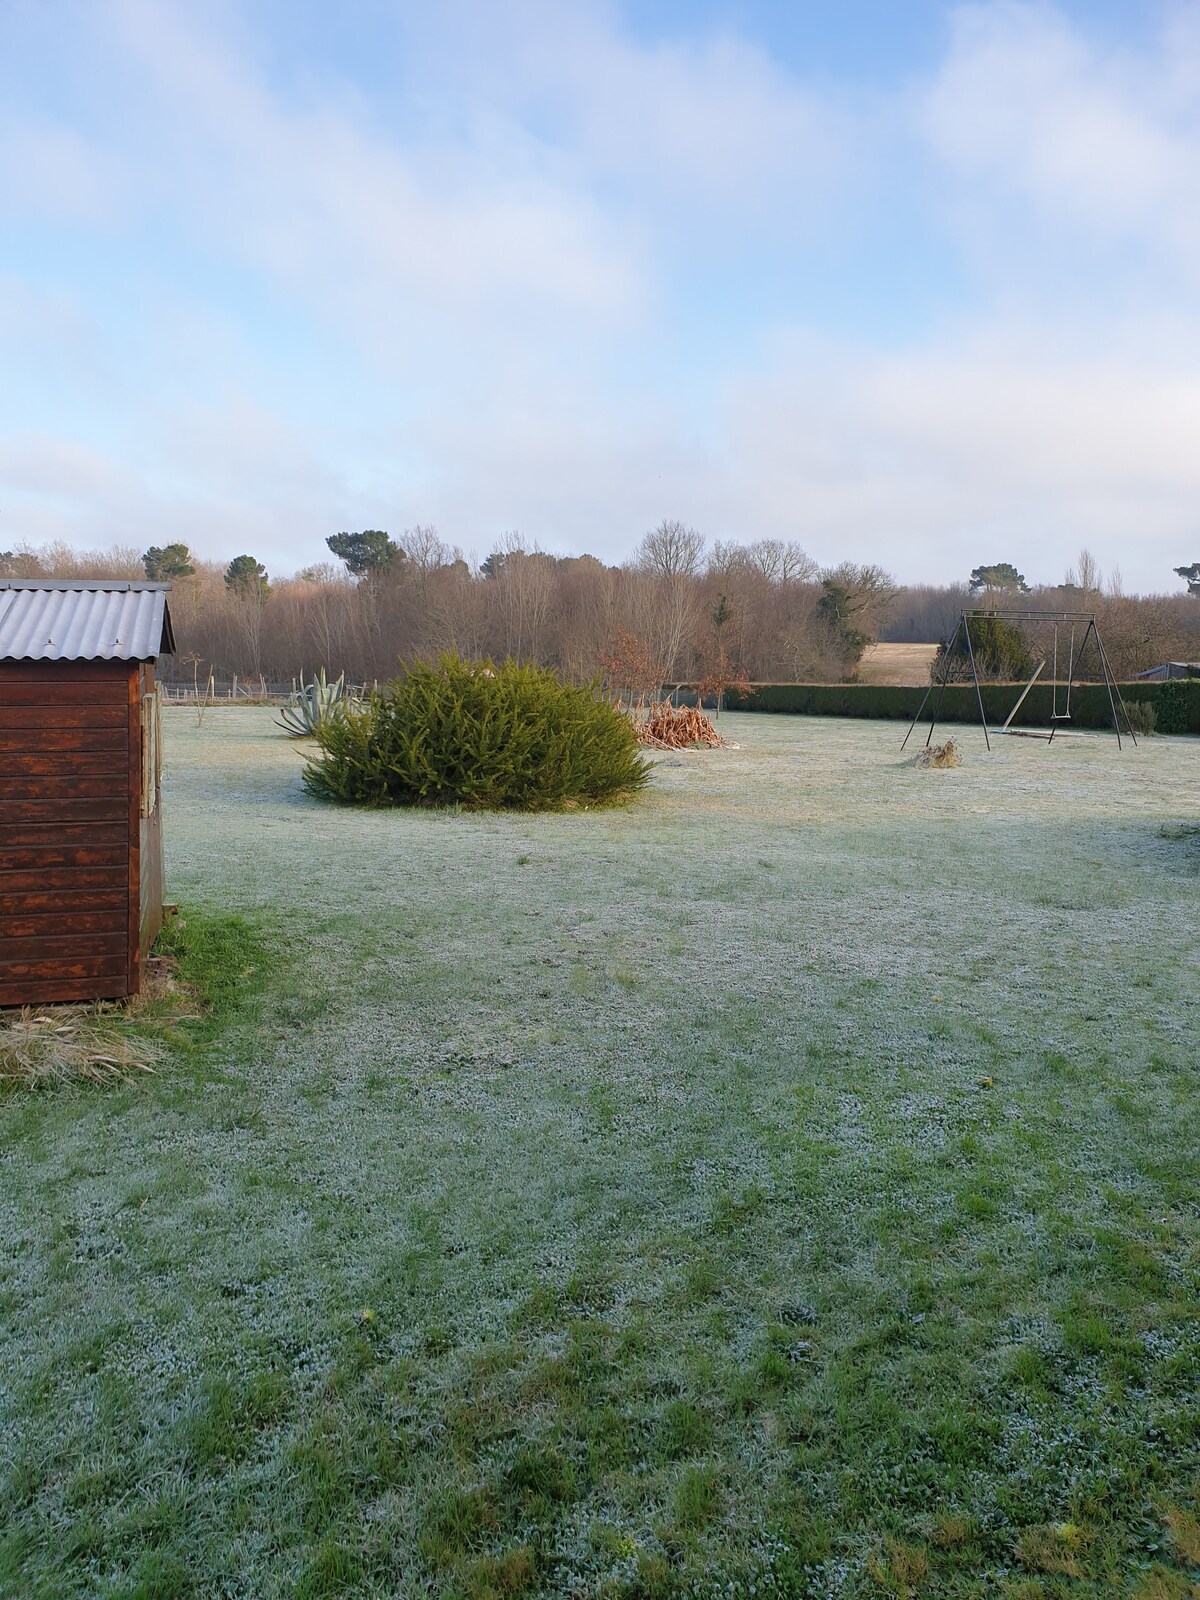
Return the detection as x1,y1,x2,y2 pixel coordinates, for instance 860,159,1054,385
636,701,729,750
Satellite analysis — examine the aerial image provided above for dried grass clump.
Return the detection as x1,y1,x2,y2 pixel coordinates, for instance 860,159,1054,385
0,1005,161,1087
912,739,962,769
136,952,200,1011
637,701,730,750
0,950,199,1089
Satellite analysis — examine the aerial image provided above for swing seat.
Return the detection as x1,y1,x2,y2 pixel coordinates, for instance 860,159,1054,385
1050,713,1071,721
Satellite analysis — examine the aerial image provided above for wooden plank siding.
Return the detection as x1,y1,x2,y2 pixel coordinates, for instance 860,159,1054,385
0,659,136,1006
0,704,129,729
0,869,129,898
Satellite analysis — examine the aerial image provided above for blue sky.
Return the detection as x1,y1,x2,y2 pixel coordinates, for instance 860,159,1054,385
1,0,1199,592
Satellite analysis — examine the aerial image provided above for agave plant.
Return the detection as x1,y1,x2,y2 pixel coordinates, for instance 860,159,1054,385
277,668,354,737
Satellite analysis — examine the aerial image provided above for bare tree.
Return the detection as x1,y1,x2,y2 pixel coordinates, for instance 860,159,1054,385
820,563,898,634
1,540,144,579
1065,548,1102,593
484,534,556,661
637,519,704,579
13,534,1193,696
551,555,618,682
758,542,814,585
631,520,706,682
398,524,453,576
599,628,660,709
695,595,751,715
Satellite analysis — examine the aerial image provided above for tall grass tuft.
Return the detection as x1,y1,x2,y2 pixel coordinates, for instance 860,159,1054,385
303,655,651,811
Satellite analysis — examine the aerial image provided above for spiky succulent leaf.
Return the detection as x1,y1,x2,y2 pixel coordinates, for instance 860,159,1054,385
276,670,355,737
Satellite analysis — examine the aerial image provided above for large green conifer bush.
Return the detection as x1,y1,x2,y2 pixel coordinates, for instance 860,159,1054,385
303,655,650,810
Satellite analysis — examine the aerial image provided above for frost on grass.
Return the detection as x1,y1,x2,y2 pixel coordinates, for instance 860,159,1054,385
0,708,1198,1597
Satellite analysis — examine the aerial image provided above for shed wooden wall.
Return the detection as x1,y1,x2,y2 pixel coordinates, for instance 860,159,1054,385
0,658,140,1005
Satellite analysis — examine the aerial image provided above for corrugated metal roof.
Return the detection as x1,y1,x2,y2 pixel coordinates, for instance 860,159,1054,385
0,580,175,662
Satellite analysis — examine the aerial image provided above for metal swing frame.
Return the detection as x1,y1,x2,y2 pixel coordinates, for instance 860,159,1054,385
901,610,1137,753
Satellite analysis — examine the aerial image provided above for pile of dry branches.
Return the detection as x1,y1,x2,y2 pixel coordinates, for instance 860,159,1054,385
636,701,730,750
912,738,962,769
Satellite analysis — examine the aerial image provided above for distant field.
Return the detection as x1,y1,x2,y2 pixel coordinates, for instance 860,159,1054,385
2,710,1199,1598
857,641,940,686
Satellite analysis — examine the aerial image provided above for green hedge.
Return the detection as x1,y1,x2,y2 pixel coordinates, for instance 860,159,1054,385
717,679,1200,734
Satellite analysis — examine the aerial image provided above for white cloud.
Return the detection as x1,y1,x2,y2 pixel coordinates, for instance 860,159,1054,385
1,1,1199,592
0,120,126,225
709,314,1200,587
439,0,856,214
0,435,135,500
922,2,1200,275
100,0,650,352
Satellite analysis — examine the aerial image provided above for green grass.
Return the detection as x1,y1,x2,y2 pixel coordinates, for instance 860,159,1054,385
1,709,1198,1597
151,909,272,1041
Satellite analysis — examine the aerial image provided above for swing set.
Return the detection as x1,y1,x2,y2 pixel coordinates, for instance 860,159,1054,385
902,610,1138,753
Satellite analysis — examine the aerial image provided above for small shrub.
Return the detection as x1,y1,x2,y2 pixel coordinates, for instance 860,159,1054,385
1123,700,1156,736
303,655,650,811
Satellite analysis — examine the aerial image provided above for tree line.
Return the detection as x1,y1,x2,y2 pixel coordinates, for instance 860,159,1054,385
2,531,1197,687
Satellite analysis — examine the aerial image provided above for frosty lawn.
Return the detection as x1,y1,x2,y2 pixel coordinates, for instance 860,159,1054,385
2,709,1199,1598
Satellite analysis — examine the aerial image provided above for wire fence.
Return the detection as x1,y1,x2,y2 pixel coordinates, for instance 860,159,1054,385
159,675,379,705
159,675,290,704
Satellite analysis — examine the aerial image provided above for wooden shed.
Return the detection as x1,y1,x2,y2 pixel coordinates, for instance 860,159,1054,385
0,580,176,1006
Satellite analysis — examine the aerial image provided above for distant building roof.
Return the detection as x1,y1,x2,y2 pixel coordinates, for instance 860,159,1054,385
0,579,175,662
1131,661,1200,681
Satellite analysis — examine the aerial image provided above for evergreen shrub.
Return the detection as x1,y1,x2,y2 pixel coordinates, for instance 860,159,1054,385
1123,701,1157,736
303,655,650,810
935,614,1034,682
